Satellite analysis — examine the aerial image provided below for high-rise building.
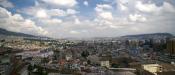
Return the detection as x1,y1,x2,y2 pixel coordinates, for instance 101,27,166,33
53,50,60,60
167,38,175,55
0,64,11,75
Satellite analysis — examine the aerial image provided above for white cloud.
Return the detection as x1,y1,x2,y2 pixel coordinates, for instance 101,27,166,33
135,1,175,14
94,3,123,29
1,0,175,38
0,7,48,35
67,9,78,15
95,4,112,12
48,9,67,17
117,0,130,11
0,0,14,8
36,9,49,18
40,0,77,7
20,7,78,18
18,7,39,16
135,1,159,13
43,1,175,37
118,0,129,4
119,3,128,11
129,14,147,22
23,19,48,35
95,4,113,21
74,18,80,24
116,0,136,12
94,3,116,29
70,30,79,34
43,18,63,25
99,11,113,20
162,2,175,13
98,4,112,9
84,1,88,6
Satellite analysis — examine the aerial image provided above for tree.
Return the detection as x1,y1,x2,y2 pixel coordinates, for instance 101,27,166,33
81,50,89,59
111,63,119,68
28,64,33,71
87,60,91,65
0,39,5,42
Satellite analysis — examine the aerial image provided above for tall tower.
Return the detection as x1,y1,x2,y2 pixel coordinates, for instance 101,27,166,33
167,38,175,56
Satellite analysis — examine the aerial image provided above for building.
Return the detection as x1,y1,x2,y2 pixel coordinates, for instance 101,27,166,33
129,40,139,49
141,64,175,75
142,64,162,75
100,57,110,68
31,56,42,65
53,50,60,60
100,60,110,68
167,38,175,55
48,73,60,75
0,64,12,75
65,54,72,61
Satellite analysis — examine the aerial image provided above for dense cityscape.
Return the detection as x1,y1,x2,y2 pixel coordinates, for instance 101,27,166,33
0,29,175,75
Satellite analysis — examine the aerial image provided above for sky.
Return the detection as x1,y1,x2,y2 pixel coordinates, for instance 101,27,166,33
0,0,175,38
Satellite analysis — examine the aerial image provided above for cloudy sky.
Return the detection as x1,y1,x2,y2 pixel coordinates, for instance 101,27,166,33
0,0,175,38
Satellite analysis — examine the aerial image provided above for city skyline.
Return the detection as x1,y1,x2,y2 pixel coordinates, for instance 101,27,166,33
0,0,175,38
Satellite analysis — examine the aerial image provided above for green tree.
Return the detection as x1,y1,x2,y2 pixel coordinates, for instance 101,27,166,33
87,60,91,65
28,64,33,71
81,50,89,59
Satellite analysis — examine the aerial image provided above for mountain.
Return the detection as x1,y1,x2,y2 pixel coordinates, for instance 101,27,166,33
122,33,174,39
0,28,37,37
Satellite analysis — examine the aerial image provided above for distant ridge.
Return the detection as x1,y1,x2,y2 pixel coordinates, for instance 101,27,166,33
122,33,174,39
0,28,54,40
0,28,37,37
0,28,173,40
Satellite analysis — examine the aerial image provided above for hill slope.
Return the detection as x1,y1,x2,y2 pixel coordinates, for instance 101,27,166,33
0,28,36,37
122,33,174,39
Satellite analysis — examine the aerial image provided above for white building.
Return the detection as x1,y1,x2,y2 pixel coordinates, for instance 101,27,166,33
65,54,72,61
142,64,162,75
100,60,110,68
